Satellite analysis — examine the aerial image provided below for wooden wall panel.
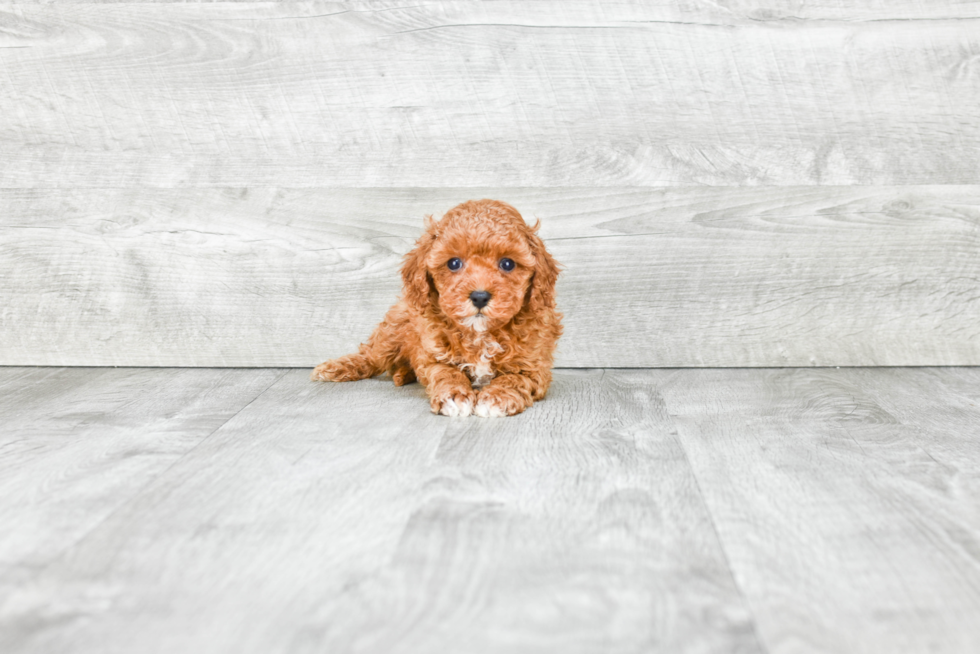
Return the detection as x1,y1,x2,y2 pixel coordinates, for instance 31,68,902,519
2,2,980,187
2,2,978,366
2,186,977,367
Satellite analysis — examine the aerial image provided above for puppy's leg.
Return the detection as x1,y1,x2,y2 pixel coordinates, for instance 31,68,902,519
311,309,407,382
474,369,551,417
311,352,379,382
416,363,477,417
389,362,417,386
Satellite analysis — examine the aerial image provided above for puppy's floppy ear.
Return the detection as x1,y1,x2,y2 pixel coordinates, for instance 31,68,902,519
524,219,561,313
401,215,437,311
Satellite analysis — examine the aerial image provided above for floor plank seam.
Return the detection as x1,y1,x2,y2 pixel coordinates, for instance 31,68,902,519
2,369,291,597
666,414,773,654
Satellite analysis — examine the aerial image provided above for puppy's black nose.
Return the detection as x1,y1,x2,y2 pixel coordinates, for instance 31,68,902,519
469,290,492,309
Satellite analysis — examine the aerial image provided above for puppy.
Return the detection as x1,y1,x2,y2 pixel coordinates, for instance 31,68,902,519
311,199,562,417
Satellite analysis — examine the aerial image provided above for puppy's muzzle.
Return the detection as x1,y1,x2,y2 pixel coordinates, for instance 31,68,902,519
469,290,491,310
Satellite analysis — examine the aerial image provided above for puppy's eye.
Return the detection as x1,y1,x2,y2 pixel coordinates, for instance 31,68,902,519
447,257,463,271
498,258,515,272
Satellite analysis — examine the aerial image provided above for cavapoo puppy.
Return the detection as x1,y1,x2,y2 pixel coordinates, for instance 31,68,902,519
311,199,562,417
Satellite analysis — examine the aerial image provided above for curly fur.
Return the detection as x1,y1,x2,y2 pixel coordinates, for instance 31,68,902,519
311,199,563,417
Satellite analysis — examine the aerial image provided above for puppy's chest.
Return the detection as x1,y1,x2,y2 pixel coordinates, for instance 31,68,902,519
453,338,504,387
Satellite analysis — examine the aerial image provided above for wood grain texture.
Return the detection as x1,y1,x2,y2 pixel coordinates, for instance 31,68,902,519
2,366,979,652
0,369,761,654
0,366,283,605
2,1,980,186
2,186,978,367
662,367,980,654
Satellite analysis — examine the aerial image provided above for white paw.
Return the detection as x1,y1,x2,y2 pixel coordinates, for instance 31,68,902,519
474,400,506,418
440,397,473,418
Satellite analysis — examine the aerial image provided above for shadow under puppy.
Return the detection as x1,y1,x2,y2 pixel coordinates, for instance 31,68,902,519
312,199,562,417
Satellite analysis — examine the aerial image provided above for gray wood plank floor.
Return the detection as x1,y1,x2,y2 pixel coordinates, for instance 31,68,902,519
1,367,978,653
0,368,285,604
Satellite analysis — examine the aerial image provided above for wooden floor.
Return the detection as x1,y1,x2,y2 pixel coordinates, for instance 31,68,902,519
1,367,979,654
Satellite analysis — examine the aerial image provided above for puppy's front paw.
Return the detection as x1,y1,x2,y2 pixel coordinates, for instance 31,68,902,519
430,388,477,417
475,386,529,418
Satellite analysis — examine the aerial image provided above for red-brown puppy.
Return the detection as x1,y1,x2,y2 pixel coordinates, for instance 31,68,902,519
312,199,562,417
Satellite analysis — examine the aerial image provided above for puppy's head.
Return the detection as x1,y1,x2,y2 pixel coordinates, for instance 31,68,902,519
401,199,559,332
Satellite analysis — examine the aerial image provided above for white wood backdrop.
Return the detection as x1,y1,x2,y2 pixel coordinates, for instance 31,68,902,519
1,1,978,366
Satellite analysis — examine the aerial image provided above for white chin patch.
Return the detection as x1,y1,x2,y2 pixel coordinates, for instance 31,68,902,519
474,400,506,418
440,397,473,418
460,314,488,333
